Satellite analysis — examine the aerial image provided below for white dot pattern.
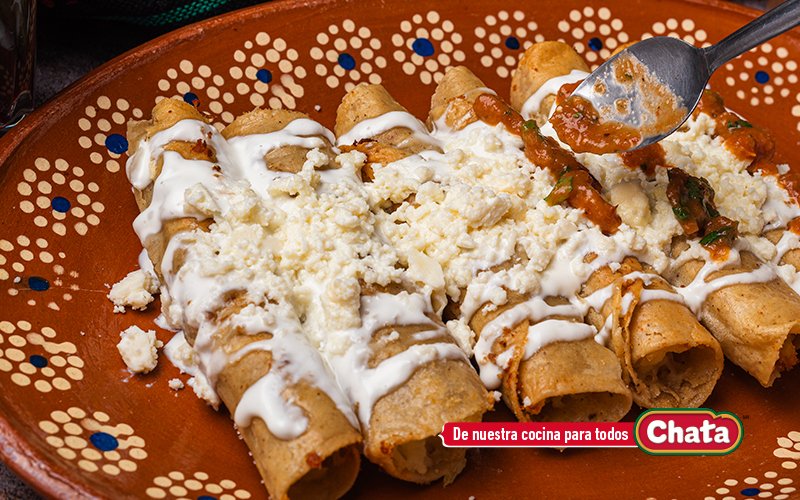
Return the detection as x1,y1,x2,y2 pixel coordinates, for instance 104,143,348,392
310,20,384,92
472,10,544,79
391,11,463,85
555,6,628,69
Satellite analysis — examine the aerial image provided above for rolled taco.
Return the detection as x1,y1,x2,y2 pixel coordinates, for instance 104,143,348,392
504,48,724,408
510,41,589,125
223,107,491,485
127,98,362,500
765,222,800,289
664,167,800,388
340,80,633,422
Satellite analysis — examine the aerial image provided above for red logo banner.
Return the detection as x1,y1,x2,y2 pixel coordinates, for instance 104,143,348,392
634,409,744,455
439,409,743,455
440,422,636,448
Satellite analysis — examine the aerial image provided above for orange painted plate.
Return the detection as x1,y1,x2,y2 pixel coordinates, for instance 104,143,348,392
0,0,798,498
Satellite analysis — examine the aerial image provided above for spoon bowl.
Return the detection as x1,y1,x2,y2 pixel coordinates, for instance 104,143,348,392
565,0,800,152
572,37,709,149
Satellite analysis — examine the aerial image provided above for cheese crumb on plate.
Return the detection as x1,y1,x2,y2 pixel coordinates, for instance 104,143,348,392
117,325,162,374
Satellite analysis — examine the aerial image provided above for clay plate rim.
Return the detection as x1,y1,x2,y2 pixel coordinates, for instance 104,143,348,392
0,0,783,497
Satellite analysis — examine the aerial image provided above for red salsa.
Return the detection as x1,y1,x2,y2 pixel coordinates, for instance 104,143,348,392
695,90,800,207
549,53,685,155
666,168,738,260
619,143,666,179
550,94,641,154
474,93,621,234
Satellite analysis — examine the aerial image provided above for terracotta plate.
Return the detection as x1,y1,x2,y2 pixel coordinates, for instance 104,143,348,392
0,0,799,498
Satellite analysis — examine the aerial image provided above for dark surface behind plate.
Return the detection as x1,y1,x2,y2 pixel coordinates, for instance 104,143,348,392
0,0,799,498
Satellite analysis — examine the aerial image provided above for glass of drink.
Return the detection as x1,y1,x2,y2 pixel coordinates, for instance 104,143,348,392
0,0,36,131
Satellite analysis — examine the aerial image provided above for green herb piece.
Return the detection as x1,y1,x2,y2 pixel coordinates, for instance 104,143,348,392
672,206,689,220
700,226,732,246
727,119,752,129
704,204,720,218
685,178,702,200
522,120,539,132
545,174,573,205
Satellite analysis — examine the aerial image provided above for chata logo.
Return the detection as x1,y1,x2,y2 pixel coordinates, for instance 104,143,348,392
634,408,743,455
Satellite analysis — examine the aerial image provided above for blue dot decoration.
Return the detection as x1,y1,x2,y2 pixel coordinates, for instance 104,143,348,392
183,92,200,106
29,355,47,368
256,68,273,83
338,53,356,70
504,36,520,50
51,196,70,213
198,496,218,500
588,37,603,51
89,432,119,452
740,488,760,496
755,70,770,84
412,37,435,57
104,133,128,154
28,276,49,292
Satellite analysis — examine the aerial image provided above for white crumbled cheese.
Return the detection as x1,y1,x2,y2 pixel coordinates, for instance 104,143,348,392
576,149,644,189
117,326,162,374
369,125,549,301
108,269,159,313
168,378,184,390
606,181,652,228
164,332,220,408
162,179,293,334
661,113,768,234
264,149,408,352
491,391,502,402
369,121,680,313
188,375,220,409
163,332,197,372
446,318,476,357
407,249,446,291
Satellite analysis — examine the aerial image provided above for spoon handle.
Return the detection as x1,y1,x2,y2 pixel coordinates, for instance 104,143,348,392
703,0,800,72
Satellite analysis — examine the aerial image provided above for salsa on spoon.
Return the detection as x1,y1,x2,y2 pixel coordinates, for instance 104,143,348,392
550,0,800,154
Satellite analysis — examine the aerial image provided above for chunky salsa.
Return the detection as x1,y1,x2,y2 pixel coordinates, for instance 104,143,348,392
549,93,641,154
474,93,621,234
619,143,666,179
694,90,800,206
666,168,738,260
550,52,685,155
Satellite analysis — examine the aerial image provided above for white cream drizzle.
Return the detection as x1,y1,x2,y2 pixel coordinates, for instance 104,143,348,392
762,175,800,231
126,119,223,189
336,110,441,149
137,248,156,277
126,119,232,242
159,229,358,439
672,243,776,315
472,295,592,389
222,117,467,429
520,69,589,119
127,117,361,440
524,320,597,359
774,230,800,265
132,152,223,242
325,292,466,426
224,118,343,195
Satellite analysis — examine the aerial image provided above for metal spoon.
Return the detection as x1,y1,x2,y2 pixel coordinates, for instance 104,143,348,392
569,0,800,151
